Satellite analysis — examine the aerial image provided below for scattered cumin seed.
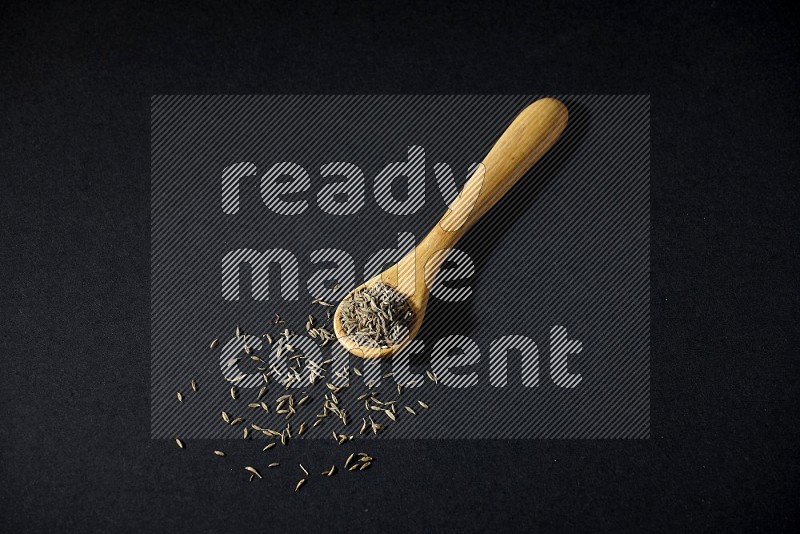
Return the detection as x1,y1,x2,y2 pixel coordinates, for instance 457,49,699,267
262,443,276,451
176,392,183,402
418,400,429,409
295,478,306,492
268,462,279,468
210,339,218,349
175,438,185,449
214,450,225,457
245,466,261,479
191,379,198,392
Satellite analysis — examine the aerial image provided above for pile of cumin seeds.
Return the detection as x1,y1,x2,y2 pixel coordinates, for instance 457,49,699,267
173,293,435,491
339,282,413,348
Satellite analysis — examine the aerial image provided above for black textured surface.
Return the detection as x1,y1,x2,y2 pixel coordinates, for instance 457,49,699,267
1,1,797,532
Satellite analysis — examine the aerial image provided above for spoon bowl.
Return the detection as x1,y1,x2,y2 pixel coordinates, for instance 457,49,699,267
334,98,569,358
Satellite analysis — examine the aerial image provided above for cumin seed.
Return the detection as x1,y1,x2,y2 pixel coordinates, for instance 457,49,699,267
245,466,261,479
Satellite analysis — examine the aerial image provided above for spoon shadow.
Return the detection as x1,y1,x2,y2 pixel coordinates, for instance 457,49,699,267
409,99,592,366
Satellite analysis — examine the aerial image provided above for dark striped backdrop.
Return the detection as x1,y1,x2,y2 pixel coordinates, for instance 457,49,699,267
151,95,649,439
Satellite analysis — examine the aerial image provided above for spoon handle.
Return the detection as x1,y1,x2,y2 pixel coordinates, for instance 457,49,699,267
338,98,569,358
414,98,569,269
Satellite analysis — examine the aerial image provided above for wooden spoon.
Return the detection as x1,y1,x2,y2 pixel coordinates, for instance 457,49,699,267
333,97,569,358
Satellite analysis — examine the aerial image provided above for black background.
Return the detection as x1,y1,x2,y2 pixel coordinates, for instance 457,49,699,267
1,1,797,532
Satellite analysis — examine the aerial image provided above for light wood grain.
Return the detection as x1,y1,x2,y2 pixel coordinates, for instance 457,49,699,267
334,98,569,358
